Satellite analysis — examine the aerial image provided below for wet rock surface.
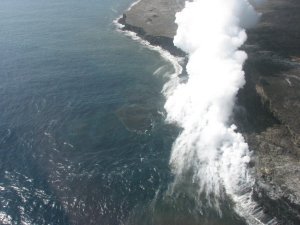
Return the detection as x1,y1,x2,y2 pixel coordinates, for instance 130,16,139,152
120,0,300,223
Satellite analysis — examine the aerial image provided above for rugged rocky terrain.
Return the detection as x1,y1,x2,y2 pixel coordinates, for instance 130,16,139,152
245,1,300,224
119,0,300,224
118,0,186,56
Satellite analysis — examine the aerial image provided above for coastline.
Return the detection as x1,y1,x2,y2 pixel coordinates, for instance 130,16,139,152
115,0,300,224
114,15,183,77
117,16,185,57
113,3,273,225
116,0,186,57
113,13,184,98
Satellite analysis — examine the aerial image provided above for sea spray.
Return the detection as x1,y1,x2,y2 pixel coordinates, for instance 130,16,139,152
114,0,276,223
164,0,261,210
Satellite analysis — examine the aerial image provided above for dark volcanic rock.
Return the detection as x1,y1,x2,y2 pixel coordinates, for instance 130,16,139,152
119,0,186,56
244,0,300,223
247,126,300,224
124,0,183,38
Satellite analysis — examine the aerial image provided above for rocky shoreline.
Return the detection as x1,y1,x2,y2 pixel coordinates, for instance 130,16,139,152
118,0,185,57
119,0,300,224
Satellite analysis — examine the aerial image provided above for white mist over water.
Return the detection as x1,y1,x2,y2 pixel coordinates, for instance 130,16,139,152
164,0,263,207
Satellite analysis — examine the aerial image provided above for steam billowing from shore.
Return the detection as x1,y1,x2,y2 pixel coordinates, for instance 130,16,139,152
164,0,263,207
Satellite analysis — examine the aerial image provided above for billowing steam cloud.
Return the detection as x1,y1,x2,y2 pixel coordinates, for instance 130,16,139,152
164,0,263,204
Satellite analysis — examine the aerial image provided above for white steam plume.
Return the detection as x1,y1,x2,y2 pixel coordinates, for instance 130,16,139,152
164,0,262,205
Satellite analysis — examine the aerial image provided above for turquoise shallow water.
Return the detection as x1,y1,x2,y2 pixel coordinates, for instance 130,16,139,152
0,0,247,224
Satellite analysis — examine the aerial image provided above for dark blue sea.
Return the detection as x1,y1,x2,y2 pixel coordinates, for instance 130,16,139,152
0,0,247,224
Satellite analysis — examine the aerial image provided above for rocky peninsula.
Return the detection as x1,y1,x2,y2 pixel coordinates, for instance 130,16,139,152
118,0,300,224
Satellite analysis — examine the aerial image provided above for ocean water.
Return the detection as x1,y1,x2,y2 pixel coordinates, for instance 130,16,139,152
0,0,248,224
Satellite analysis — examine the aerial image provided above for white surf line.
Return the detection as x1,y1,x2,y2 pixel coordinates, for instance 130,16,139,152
113,16,183,97
127,0,142,11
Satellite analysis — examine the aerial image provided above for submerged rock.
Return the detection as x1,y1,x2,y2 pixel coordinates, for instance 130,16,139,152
116,104,156,133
